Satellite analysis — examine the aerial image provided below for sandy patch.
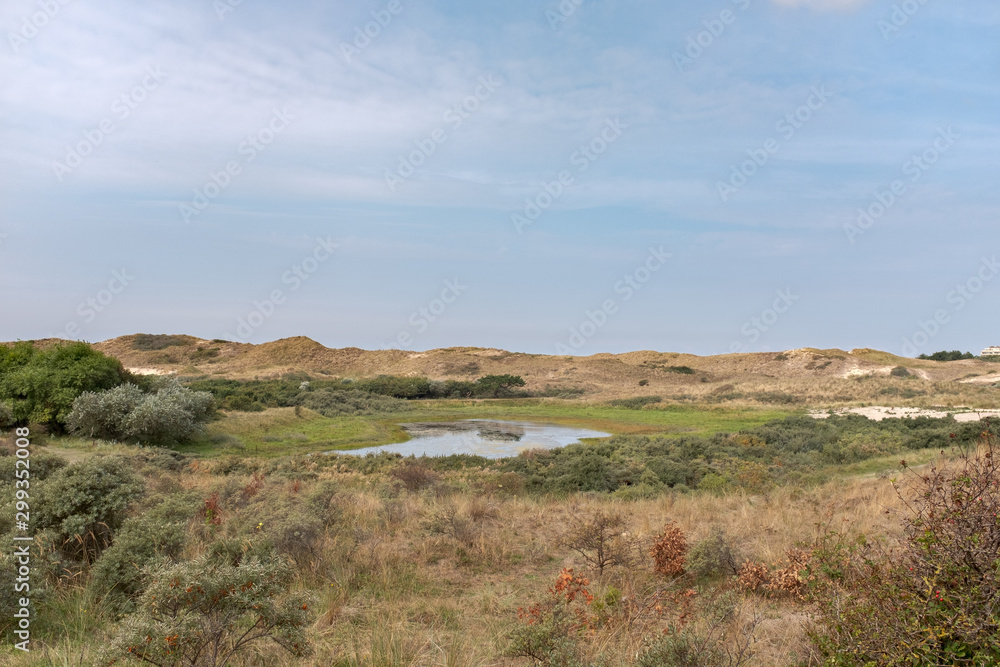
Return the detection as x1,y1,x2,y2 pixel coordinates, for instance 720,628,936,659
127,367,171,375
810,406,999,422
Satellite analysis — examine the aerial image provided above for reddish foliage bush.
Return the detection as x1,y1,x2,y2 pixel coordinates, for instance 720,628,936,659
651,522,688,577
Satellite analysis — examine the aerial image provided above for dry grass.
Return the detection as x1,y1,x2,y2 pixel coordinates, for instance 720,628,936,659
14,454,921,667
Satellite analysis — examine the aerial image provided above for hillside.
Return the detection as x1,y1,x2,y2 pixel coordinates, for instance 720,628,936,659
9,334,998,406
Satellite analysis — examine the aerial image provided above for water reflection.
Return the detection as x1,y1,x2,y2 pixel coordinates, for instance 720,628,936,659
328,419,608,459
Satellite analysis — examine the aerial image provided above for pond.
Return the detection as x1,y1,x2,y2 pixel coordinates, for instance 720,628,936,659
328,419,610,459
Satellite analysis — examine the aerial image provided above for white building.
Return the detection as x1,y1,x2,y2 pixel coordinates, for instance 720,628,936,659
982,346,1000,357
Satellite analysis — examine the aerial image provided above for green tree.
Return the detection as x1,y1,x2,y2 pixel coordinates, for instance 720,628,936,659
0,341,130,429
104,552,312,666
474,374,526,398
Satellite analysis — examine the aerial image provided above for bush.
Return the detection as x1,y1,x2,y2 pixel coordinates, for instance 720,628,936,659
889,365,912,378
474,374,527,398
809,430,1000,665
917,350,974,361
295,388,408,416
608,395,662,410
0,402,12,429
89,494,195,615
67,378,214,446
131,334,189,351
33,456,145,562
0,341,131,429
651,523,688,577
687,527,741,580
559,509,638,575
103,552,312,666
391,460,439,492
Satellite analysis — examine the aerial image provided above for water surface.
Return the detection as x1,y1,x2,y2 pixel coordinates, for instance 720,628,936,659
329,420,610,459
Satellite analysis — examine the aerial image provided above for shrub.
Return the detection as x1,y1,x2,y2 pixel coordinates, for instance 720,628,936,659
67,378,214,446
651,522,688,577
505,568,594,665
0,402,13,429
608,395,662,410
103,552,312,666
890,365,912,378
635,629,727,667
295,388,407,416
33,456,145,562
474,374,527,398
89,494,195,615
559,509,638,575
666,366,696,375
687,527,741,580
391,460,439,492
809,430,1000,665
131,334,189,351
0,341,131,429
917,350,974,361
737,549,811,598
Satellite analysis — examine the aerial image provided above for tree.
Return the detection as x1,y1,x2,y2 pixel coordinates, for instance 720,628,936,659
104,553,312,666
474,374,526,398
0,341,131,429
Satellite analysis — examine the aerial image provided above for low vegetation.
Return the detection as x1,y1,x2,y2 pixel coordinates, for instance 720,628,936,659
3,340,1000,665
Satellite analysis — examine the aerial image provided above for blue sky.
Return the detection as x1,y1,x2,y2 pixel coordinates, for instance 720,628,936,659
1,0,998,357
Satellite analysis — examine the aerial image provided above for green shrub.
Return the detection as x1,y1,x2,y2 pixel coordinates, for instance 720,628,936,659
608,395,662,409
295,388,408,416
0,341,131,429
666,366,696,375
89,494,195,615
103,552,312,666
688,527,741,580
890,365,912,378
33,456,145,562
354,375,433,399
131,334,189,351
917,350,974,361
67,378,214,446
0,402,13,429
473,374,527,398
635,630,726,667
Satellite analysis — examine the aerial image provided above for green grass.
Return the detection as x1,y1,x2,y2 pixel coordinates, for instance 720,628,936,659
176,400,795,458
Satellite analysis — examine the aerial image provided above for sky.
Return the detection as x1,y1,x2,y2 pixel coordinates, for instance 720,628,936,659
1,0,998,357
